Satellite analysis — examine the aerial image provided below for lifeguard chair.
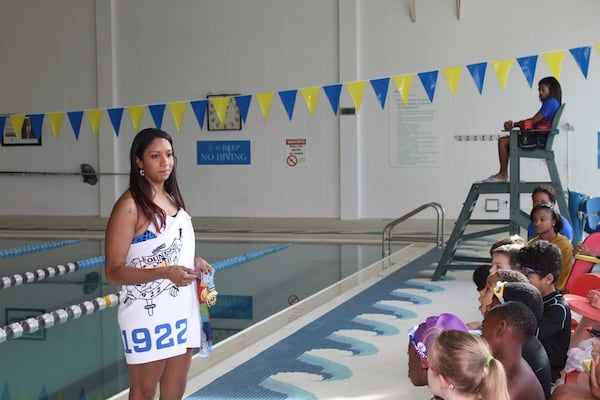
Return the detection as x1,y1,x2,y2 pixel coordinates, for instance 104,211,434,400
432,104,567,280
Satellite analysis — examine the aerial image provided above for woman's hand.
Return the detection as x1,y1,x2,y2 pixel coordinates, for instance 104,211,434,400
194,257,215,275
168,265,198,287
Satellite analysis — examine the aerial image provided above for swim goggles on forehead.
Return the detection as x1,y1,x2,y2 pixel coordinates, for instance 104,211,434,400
516,263,542,277
493,281,505,304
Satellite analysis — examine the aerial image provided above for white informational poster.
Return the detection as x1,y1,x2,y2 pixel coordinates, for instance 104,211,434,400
389,91,440,167
285,138,308,168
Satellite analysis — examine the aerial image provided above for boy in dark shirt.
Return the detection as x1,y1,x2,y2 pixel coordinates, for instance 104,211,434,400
517,240,571,382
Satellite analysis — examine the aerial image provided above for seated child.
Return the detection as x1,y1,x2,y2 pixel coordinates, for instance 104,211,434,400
481,301,546,400
469,269,528,330
490,243,524,274
490,281,552,399
407,313,469,386
528,203,574,291
427,330,510,400
517,240,572,383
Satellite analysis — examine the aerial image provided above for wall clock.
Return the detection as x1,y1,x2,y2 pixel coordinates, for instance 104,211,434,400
207,94,242,131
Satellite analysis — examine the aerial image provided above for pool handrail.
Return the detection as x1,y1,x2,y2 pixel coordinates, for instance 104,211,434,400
382,202,445,258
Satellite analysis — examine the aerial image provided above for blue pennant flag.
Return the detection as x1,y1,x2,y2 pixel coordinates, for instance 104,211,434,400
418,70,438,103
467,62,487,94
67,111,84,139
234,94,252,124
370,77,390,109
278,90,297,121
570,46,591,79
28,113,44,141
148,103,166,129
190,100,208,130
107,107,124,136
516,55,538,88
323,84,342,115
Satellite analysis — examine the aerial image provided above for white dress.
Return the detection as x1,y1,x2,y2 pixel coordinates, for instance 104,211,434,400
117,210,201,364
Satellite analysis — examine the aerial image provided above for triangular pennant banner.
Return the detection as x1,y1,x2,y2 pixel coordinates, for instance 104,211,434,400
210,97,230,125
417,70,438,103
107,108,124,137
442,66,462,97
466,62,487,94
300,87,320,116
491,59,513,90
148,103,166,129
28,113,44,141
234,94,252,123
67,111,84,139
542,50,565,79
596,43,600,54
48,112,64,139
278,90,297,121
392,74,413,105
516,55,538,88
345,81,366,112
168,102,187,132
9,114,25,139
255,91,274,120
86,109,104,136
569,46,591,79
190,100,208,130
323,84,342,115
127,106,145,132
369,77,390,109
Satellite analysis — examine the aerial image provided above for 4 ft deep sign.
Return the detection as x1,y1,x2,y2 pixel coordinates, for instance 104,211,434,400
197,140,251,165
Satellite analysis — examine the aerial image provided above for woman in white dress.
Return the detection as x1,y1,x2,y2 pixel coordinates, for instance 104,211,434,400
105,128,214,400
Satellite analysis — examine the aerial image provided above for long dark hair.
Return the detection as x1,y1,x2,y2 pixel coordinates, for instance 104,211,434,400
129,128,186,231
538,76,562,104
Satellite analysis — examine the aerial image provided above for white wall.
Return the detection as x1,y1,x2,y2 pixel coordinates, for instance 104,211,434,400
1,0,599,220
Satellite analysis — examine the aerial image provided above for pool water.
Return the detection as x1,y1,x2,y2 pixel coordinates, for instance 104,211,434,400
0,238,384,399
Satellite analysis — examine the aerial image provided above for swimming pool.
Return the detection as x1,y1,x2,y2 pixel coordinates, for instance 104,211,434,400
0,237,386,399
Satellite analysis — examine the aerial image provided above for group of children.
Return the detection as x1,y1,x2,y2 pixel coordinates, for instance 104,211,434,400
405,184,600,399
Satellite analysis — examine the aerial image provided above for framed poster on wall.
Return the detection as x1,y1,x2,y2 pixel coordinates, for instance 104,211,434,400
206,94,242,131
1,115,42,146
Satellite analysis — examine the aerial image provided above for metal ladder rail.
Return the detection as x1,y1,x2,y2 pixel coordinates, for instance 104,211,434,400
382,202,446,259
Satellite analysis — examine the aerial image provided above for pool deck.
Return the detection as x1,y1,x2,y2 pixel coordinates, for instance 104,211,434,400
0,216,467,399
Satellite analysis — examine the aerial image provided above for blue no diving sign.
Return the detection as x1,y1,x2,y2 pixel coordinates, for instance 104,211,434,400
197,140,251,165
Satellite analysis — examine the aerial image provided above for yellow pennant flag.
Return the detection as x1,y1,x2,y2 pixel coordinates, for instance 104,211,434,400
596,43,600,54
300,87,320,116
86,109,104,136
255,91,274,120
442,66,462,97
168,102,187,132
47,112,64,139
345,81,366,112
542,50,565,79
392,74,414,106
127,105,145,131
491,59,513,90
9,114,25,139
210,97,229,125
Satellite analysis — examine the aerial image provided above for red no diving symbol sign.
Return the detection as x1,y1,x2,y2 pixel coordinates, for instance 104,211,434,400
287,155,298,167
